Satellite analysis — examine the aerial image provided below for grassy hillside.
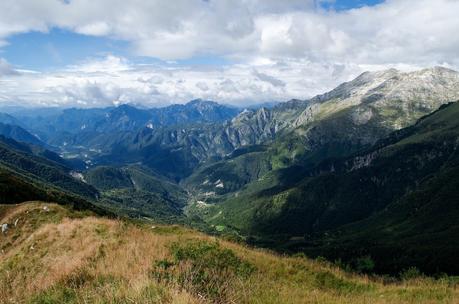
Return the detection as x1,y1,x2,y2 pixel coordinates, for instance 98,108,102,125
85,165,189,222
1,202,458,303
0,166,108,216
0,136,98,200
184,145,273,200
299,102,459,274
194,102,459,275
84,166,134,191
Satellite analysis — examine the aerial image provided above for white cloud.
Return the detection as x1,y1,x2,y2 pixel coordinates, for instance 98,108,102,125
0,0,459,107
0,0,457,65
252,69,286,87
76,21,111,36
196,81,209,91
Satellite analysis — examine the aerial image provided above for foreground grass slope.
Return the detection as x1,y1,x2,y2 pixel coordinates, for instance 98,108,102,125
1,202,458,303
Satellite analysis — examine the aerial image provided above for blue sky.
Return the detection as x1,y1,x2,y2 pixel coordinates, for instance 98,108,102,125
2,28,240,72
1,0,385,71
319,0,384,10
0,0,457,108
3,30,129,70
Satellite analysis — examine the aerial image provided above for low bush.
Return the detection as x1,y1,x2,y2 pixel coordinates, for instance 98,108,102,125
314,271,373,294
152,240,256,303
353,256,375,273
400,267,424,281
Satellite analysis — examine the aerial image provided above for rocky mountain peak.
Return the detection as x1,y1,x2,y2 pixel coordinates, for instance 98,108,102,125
366,67,459,109
311,68,401,103
416,66,458,77
186,99,219,109
294,67,459,130
312,67,459,106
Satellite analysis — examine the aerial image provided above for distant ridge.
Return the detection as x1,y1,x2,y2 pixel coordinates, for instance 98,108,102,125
0,122,45,147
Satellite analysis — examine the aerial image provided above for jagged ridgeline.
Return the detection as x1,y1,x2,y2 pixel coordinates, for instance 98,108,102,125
186,67,459,194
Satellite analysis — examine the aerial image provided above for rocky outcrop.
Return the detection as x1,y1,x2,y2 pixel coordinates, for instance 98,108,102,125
1,223,8,234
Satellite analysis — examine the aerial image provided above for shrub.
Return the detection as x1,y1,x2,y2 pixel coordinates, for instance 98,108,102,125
353,256,375,273
152,240,255,302
334,258,353,273
292,252,307,259
314,271,373,294
400,267,423,281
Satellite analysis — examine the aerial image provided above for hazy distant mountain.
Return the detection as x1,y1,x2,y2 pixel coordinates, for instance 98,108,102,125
92,99,240,132
9,99,239,144
149,99,240,126
0,122,47,147
0,112,22,126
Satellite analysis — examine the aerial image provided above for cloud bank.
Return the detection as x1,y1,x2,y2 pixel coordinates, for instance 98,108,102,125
0,55,364,107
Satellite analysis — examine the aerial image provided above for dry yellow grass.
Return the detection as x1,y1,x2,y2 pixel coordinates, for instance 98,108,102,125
0,202,458,304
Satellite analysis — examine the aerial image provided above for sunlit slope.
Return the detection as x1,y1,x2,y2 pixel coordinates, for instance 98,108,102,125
0,202,457,303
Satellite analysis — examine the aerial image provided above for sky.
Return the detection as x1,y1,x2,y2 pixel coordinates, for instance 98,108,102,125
0,0,458,108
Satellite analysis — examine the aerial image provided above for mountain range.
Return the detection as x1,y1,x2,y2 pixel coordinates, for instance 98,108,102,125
1,66,459,275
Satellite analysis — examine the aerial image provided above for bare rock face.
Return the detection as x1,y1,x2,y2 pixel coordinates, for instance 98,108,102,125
352,107,373,125
1,223,8,234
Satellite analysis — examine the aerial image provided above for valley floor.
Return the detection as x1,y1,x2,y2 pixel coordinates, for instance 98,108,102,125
1,202,458,303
